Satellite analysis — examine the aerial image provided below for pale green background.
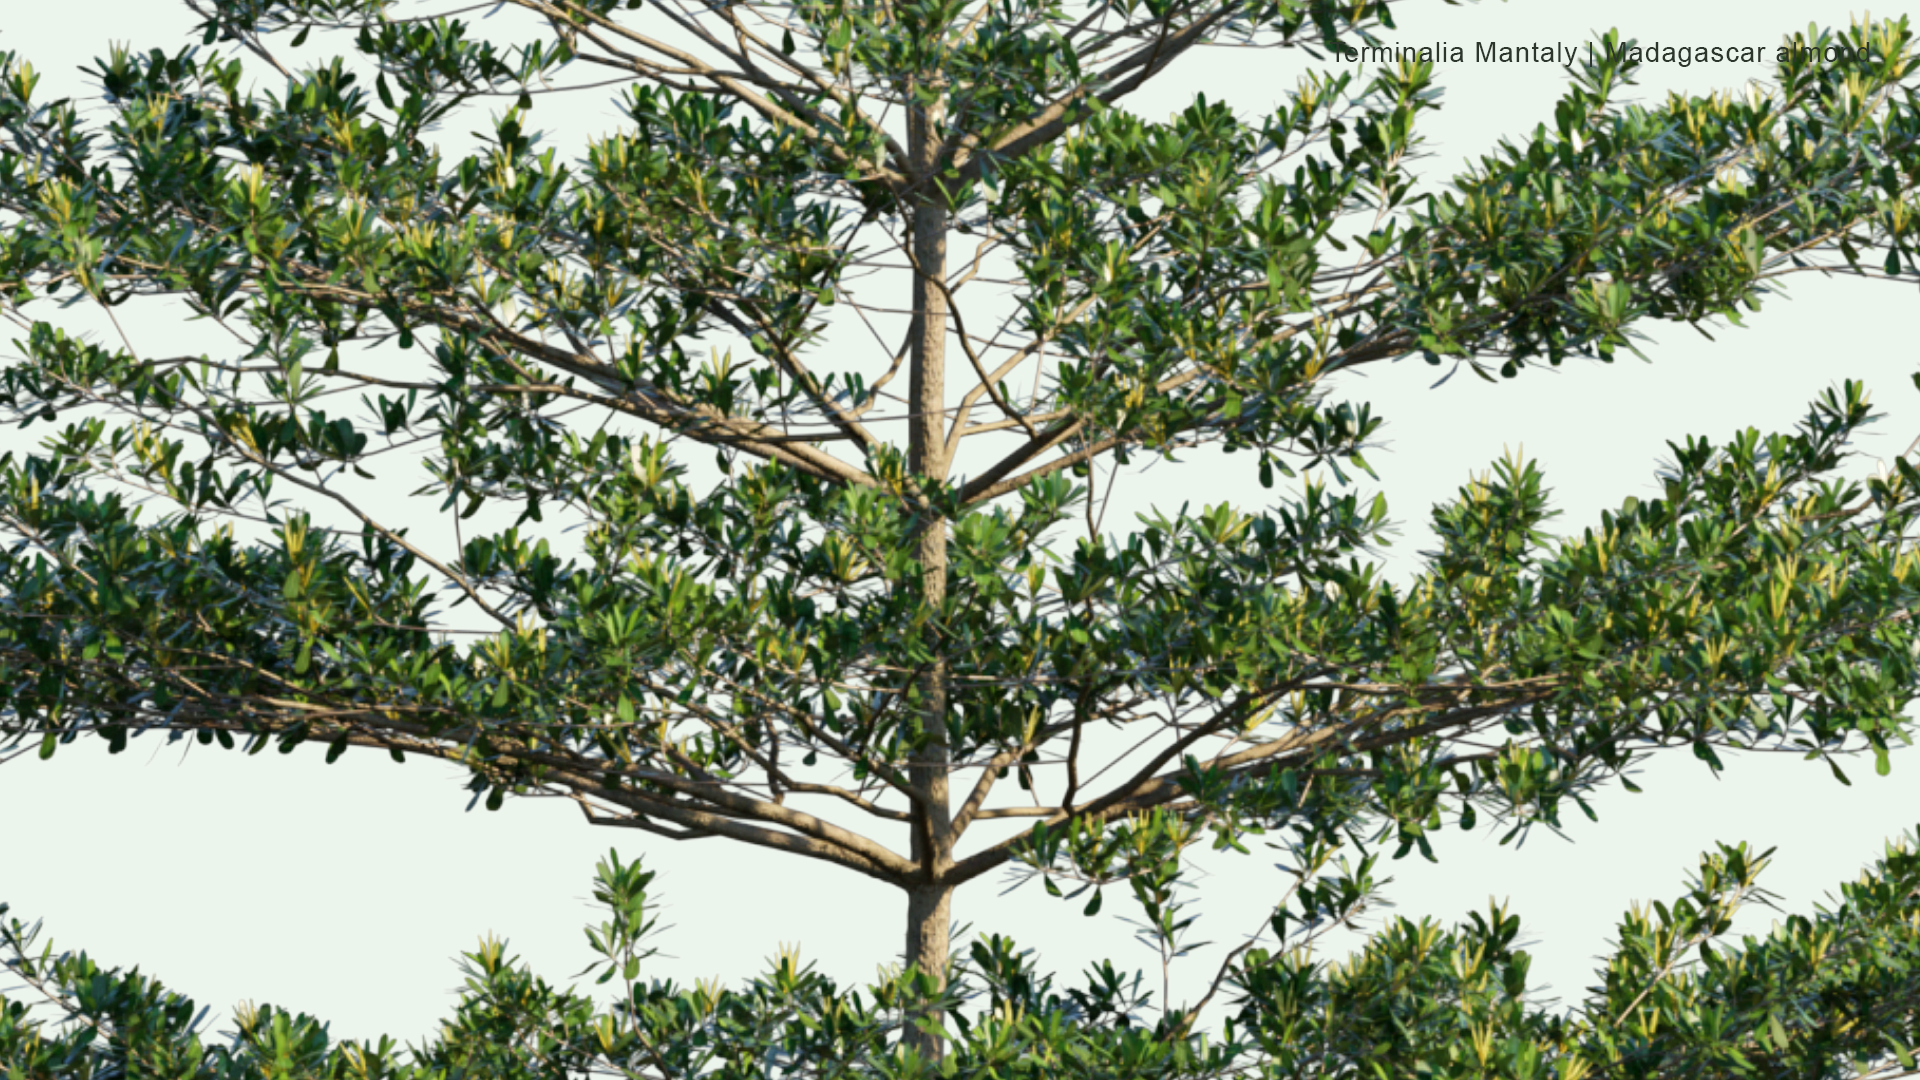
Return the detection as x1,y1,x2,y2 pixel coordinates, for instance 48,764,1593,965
1,0,1916,1047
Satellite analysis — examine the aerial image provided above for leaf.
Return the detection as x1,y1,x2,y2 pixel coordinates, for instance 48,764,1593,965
1083,889,1103,916
290,24,310,47
1768,1012,1791,1051
37,731,56,760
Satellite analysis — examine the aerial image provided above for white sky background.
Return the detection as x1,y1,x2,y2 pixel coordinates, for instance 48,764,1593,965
1,0,1918,1049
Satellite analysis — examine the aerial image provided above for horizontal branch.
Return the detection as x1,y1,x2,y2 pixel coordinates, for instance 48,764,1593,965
944,692,1538,887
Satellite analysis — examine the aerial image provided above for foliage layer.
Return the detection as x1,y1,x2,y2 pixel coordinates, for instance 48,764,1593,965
6,0,1920,1074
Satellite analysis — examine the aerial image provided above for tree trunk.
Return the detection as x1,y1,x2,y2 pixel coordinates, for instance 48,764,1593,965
902,79,955,1062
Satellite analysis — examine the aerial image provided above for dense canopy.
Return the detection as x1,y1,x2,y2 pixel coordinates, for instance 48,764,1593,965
6,0,1920,1075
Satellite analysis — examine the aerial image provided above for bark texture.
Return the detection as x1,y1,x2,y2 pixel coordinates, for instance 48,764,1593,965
902,80,956,1062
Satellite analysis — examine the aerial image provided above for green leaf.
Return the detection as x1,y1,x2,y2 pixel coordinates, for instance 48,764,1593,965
15,9,1920,1072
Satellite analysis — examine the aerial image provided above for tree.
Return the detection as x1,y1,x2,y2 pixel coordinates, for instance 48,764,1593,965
7,0,1920,1073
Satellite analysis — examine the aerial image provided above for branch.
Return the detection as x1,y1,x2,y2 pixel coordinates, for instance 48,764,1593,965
943,1,1234,190
528,0,907,189
944,693,1532,887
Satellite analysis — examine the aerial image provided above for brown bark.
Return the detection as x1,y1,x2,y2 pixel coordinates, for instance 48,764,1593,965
901,75,956,1062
